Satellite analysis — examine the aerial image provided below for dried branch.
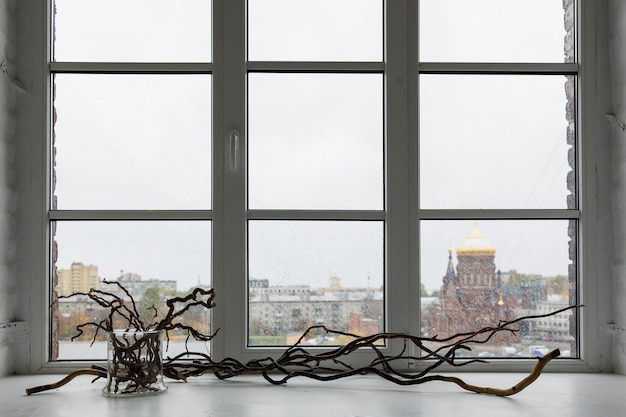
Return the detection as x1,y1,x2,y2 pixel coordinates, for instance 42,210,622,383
25,366,107,395
47,282,219,395
431,348,562,396
155,287,218,343
57,282,217,339
159,304,580,395
29,283,580,397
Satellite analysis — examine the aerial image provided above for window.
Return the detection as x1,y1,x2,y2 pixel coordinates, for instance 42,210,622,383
418,0,579,359
50,0,213,360
44,0,586,368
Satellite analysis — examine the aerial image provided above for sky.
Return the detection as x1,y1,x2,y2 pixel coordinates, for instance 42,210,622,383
52,0,573,294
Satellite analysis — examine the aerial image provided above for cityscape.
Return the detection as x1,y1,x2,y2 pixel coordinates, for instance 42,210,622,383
54,225,575,359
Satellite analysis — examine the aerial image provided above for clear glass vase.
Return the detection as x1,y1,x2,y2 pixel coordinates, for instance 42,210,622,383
102,329,168,397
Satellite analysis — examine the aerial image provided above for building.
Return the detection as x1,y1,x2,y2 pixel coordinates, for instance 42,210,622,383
249,280,383,343
426,225,577,357
519,299,574,353
115,272,176,299
56,294,101,319
55,262,99,297
428,225,519,347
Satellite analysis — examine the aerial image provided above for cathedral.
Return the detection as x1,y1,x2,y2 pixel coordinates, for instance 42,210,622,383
428,224,519,347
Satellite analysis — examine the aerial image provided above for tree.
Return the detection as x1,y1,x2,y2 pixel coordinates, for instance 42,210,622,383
58,310,92,341
507,273,537,285
178,304,210,335
420,283,429,297
138,287,166,325
548,275,568,295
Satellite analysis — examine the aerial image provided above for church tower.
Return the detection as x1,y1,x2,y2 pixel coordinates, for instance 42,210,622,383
428,224,518,348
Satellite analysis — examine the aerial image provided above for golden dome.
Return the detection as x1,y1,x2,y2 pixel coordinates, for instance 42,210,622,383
456,224,496,256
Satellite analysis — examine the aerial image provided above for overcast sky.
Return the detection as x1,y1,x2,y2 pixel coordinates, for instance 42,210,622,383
52,0,572,294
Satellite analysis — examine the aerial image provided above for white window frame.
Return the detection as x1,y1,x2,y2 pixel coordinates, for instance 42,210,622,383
22,0,603,373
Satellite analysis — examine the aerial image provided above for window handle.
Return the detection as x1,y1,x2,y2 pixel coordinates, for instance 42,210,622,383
229,129,240,171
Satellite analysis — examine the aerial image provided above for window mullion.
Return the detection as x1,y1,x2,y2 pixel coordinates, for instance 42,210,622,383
246,61,385,72
49,62,213,73
419,209,581,220
386,0,415,341
213,0,247,360
418,62,579,74
48,210,213,221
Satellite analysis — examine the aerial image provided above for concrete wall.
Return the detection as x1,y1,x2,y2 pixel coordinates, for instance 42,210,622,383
608,0,626,375
0,0,18,377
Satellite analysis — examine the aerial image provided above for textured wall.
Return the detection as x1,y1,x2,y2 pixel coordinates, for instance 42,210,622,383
0,0,18,377
608,0,626,376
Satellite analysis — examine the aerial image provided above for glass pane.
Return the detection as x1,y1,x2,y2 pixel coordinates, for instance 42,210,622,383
420,220,577,358
54,0,212,62
419,0,574,62
248,74,383,210
419,75,573,210
52,221,212,360
248,221,384,346
248,0,382,61
53,74,211,210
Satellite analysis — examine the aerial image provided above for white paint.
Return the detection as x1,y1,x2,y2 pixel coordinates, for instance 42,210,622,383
0,322,26,376
0,0,18,377
609,0,626,375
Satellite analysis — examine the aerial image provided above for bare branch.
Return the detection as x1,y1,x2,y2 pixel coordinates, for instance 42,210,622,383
30,282,580,397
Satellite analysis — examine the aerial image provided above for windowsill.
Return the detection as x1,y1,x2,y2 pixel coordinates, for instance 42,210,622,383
2,373,625,416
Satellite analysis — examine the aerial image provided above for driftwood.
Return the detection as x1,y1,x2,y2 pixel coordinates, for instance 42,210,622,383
28,282,579,397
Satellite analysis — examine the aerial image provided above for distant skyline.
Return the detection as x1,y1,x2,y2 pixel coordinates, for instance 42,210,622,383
55,219,571,295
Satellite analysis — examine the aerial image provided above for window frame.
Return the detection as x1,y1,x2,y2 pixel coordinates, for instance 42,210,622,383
26,0,602,373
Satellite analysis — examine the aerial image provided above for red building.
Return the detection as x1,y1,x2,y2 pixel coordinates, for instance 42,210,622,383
428,225,519,347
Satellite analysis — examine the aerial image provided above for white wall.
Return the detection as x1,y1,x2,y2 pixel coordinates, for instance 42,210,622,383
0,0,18,377
608,0,626,375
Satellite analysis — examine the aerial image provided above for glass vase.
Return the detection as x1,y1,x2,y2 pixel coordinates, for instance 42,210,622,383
102,329,168,397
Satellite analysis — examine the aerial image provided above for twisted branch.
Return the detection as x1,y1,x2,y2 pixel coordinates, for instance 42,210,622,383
30,283,580,397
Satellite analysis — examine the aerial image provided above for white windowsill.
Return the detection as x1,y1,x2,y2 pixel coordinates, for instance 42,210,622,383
2,373,625,416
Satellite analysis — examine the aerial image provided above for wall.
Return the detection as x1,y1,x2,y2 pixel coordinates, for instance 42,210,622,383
608,0,626,375
0,0,18,377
